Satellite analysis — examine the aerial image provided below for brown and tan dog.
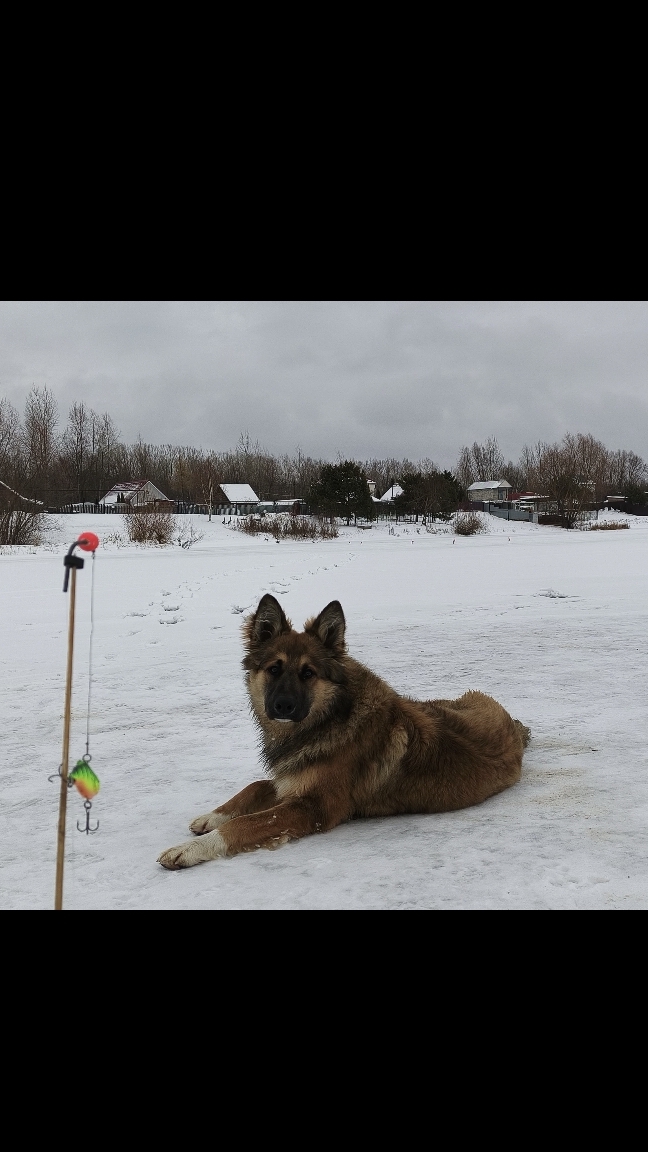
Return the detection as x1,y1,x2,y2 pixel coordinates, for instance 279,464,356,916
158,594,530,869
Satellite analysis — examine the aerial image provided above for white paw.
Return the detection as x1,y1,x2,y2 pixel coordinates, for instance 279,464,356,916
190,810,230,835
158,830,227,870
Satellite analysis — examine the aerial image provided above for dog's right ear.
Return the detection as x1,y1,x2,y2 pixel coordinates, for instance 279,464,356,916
244,593,292,648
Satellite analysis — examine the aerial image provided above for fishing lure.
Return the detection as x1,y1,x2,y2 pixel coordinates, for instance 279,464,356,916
69,760,100,799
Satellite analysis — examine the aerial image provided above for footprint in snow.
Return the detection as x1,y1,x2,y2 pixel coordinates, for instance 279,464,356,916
163,604,181,611
159,615,181,625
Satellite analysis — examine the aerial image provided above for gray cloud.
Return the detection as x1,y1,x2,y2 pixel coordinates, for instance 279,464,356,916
1,300,647,467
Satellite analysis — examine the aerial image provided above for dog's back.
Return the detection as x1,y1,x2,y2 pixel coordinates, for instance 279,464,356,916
345,683,529,818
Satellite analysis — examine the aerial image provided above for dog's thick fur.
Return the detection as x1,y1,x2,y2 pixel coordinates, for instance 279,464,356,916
158,595,530,869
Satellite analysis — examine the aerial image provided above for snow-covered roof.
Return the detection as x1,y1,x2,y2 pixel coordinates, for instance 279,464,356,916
380,484,404,502
0,478,44,505
467,479,512,492
99,480,170,505
100,481,146,504
219,483,259,503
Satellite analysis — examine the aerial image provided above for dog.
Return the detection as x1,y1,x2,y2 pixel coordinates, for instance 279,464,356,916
157,594,530,869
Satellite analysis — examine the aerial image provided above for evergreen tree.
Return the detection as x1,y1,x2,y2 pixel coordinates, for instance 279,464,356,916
394,470,462,521
310,461,374,524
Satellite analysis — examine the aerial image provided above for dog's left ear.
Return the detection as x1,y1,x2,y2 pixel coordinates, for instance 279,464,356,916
305,601,346,652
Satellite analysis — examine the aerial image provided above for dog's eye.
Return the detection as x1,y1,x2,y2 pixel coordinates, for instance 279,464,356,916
301,667,315,679
267,664,282,676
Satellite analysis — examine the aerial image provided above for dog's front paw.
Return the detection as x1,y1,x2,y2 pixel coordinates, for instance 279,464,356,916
190,810,230,835
157,830,227,870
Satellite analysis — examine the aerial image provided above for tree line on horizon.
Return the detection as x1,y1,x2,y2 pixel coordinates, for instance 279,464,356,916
1,389,647,520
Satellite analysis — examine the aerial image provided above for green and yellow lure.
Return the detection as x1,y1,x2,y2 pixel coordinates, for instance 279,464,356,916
69,761,100,800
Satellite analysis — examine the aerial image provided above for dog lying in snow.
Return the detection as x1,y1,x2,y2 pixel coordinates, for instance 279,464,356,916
158,595,530,869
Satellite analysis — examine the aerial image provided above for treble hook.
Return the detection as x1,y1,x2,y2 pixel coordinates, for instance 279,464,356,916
77,799,99,834
48,765,74,786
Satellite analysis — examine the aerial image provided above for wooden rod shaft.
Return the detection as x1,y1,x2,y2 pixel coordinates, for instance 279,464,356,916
55,566,77,911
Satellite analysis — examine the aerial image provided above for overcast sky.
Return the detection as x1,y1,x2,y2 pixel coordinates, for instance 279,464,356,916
1,301,647,468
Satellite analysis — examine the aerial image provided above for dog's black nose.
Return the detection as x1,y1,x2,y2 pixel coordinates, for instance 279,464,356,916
273,696,297,717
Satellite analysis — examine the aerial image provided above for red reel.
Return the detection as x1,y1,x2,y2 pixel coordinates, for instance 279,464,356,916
77,532,100,552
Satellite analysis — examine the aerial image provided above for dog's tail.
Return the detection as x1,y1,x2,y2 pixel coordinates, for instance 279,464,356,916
513,719,531,748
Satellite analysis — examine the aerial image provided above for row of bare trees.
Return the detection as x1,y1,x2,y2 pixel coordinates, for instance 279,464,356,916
456,434,648,524
1,390,122,507
0,389,432,509
2,388,647,521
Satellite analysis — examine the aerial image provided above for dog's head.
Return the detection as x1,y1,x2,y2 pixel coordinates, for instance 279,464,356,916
243,594,348,725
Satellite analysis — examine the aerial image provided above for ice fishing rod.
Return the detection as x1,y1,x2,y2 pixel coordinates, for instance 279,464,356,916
54,532,100,911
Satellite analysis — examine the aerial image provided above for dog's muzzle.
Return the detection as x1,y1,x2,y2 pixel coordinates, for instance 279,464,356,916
266,693,310,722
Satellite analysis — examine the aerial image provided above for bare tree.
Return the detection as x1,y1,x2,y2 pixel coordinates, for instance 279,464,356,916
21,386,59,499
565,432,609,502
503,460,527,492
60,401,95,502
1,395,46,537
195,452,220,518
455,437,506,489
91,412,121,501
524,435,596,526
0,397,21,466
455,446,475,491
606,448,648,497
361,457,418,498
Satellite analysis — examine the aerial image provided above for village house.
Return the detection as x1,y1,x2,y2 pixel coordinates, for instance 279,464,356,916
466,480,513,502
215,483,260,509
99,480,173,509
510,491,551,513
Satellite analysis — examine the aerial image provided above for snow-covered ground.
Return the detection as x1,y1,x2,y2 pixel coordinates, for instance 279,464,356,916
1,510,647,910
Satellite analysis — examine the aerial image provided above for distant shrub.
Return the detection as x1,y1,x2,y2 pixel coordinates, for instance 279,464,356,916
126,509,175,544
236,516,268,536
101,530,126,547
174,519,204,548
454,512,487,536
236,515,338,541
0,509,45,545
588,521,629,530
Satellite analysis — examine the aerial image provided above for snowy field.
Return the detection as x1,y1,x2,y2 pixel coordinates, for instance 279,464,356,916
1,510,647,910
